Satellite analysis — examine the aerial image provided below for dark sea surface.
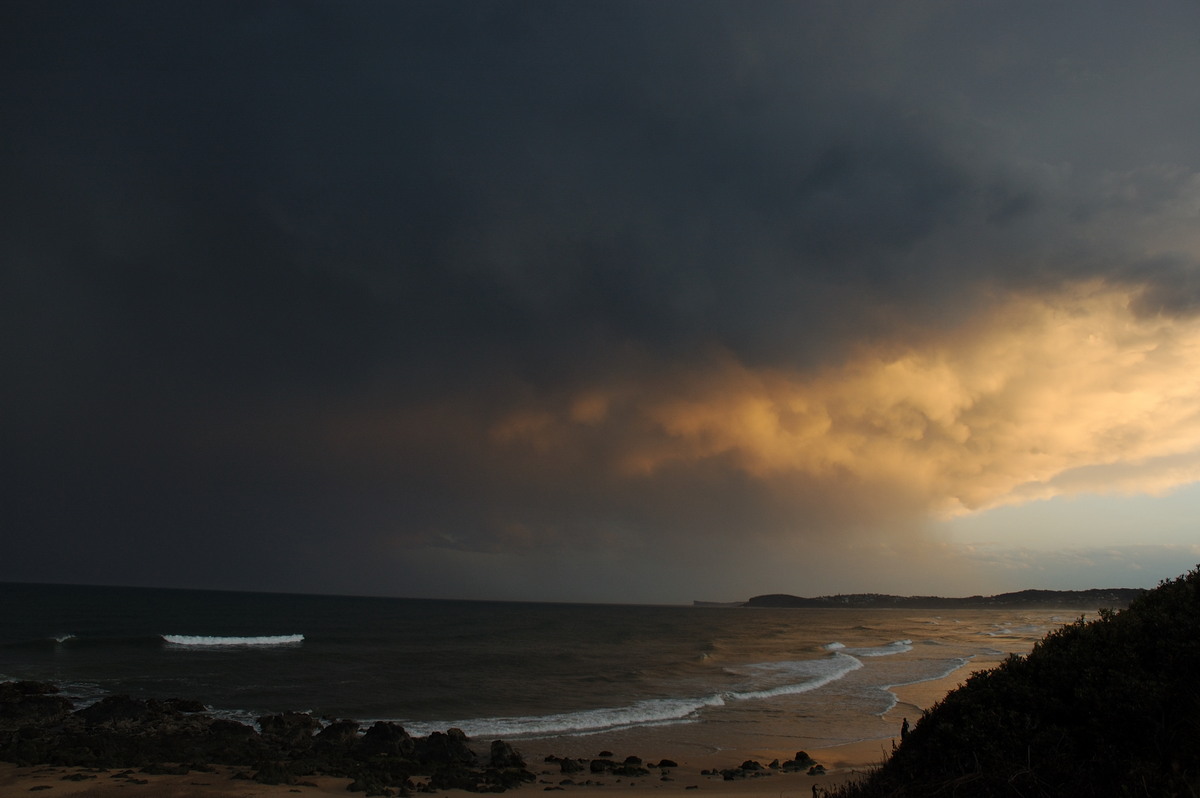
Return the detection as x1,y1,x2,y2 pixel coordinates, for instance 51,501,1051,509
0,583,1083,761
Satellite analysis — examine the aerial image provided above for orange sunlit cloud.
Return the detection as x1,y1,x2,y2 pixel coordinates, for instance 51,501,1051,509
491,281,1200,525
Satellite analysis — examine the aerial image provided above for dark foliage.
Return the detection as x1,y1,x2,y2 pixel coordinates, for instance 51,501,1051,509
831,566,1200,797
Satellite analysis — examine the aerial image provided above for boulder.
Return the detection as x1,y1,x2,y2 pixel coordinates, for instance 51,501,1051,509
0,681,74,731
0,683,554,792
489,740,524,769
557,757,584,774
258,712,323,751
781,751,816,771
72,695,158,728
314,719,361,752
413,728,475,766
357,721,415,758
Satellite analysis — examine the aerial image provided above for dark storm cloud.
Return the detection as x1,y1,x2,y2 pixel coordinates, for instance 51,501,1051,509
4,1,1200,599
3,1,1008,384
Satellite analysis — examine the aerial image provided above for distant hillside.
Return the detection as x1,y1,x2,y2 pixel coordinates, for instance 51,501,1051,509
732,588,1144,610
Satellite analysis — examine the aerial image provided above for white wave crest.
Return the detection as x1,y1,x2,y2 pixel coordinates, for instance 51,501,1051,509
162,634,304,647
401,694,726,739
727,652,864,701
318,652,868,742
53,634,76,644
822,641,846,651
842,639,913,657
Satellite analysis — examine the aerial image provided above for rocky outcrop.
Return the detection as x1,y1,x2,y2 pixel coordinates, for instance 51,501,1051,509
259,711,323,749
2,681,828,795
0,681,536,795
0,681,73,731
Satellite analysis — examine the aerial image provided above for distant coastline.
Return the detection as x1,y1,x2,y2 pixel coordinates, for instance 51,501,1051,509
695,587,1144,610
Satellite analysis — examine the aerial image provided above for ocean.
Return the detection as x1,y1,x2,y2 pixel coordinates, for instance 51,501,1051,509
0,583,1085,763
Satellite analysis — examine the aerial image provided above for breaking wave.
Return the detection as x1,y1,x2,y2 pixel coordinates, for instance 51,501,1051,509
844,639,913,657
407,651,866,739
727,652,864,701
822,639,912,656
162,634,304,647
401,694,725,739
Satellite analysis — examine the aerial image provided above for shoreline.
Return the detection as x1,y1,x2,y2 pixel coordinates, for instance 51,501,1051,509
0,666,987,798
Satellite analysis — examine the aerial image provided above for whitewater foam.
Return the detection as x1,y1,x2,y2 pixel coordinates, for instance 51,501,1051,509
727,652,865,701
842,639,913,657
402,694,726,739
402,651,868,738
162,634,304,647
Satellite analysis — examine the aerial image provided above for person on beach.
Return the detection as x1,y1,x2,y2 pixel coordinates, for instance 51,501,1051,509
901,717,910,739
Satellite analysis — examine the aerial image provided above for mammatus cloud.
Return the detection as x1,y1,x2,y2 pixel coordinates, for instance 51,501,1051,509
483,280,1200,536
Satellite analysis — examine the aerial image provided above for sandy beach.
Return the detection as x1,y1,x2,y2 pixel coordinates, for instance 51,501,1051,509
0,728,887,797
0,755,866,798
0,664,988,798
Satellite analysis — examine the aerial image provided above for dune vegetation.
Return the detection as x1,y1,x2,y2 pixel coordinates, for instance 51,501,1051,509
831,566,1200,797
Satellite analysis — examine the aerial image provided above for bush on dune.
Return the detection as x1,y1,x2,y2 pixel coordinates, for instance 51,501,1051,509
832,566,1200,797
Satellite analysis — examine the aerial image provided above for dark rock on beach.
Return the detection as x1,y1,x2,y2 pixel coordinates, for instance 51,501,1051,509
781,751,817,771
315,718,361,751
0,681,537,793
489,739,525,769
0,681,73,731
545,754,585,774
1,681,825,794
485,740,537,791
357,721,416,759
259,711,324,749
413,727,476,765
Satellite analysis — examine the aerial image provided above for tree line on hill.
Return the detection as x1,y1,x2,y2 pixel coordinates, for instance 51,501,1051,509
735,588,1145,609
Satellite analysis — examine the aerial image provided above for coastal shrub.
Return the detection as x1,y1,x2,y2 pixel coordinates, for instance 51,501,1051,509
831,565,1200,797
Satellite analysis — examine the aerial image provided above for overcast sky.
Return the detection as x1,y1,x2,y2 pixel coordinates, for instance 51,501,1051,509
5,1,1200,603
